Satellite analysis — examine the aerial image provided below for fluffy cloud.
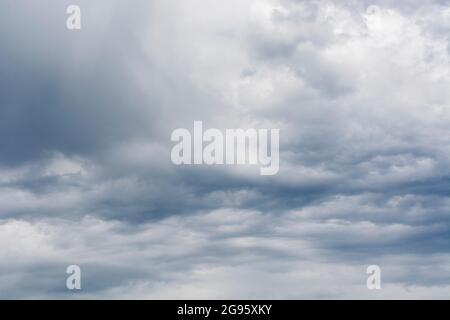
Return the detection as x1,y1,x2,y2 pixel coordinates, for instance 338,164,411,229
1,211,450,299
0,0,450,298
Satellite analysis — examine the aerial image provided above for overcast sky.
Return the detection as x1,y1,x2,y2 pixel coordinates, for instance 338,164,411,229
1,0,450,299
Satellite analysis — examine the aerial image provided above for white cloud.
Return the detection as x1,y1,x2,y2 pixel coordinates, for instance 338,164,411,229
1,0,450,298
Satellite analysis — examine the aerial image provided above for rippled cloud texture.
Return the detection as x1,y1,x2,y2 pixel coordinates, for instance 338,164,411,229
1,0,450,299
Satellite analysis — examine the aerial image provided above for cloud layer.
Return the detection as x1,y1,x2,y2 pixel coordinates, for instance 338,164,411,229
1,0,450,298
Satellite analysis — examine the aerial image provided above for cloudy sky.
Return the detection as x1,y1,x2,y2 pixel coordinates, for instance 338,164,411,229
1,0,450,299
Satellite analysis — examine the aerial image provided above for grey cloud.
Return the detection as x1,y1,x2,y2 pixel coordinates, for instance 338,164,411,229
1,0,450,298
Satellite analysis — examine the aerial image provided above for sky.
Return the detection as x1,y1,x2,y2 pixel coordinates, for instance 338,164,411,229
1,0,450,299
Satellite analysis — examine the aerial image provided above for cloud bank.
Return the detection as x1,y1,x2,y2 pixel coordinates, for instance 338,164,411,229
1,0,450,298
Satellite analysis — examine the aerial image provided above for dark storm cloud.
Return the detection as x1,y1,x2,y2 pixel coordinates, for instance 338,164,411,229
1,0,450,298
0,1,162,166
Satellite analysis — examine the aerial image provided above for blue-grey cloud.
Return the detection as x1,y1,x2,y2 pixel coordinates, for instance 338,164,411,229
1,0,450,299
